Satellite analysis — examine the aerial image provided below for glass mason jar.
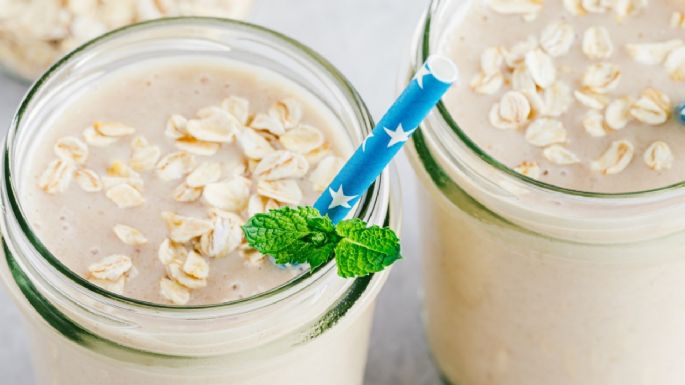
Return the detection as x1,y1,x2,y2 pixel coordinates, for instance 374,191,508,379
0,18,397,385
0,0,253,81
406,1,685,385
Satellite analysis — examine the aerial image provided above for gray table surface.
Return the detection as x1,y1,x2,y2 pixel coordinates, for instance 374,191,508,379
0,1,440,384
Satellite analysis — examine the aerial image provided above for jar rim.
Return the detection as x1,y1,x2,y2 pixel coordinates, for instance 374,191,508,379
3,17,389,313
419,0,685,200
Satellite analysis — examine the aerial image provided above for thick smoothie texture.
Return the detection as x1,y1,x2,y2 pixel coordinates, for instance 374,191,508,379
409,1,685,384
21,58,350,305
441,0,685,192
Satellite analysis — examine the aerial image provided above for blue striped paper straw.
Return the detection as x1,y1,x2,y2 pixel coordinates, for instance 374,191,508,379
678,103,685,124
313,55,458,223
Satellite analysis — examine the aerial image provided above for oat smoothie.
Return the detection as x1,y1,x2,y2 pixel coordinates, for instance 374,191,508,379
23,59,348,306
0,19,391,385
445,0,685,192
408,0,685,384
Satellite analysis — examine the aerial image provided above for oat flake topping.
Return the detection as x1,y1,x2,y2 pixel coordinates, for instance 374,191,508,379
466,2,680,187
37,93,343,303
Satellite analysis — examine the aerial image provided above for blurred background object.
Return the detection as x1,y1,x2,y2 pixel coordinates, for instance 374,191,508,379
0,0,253,80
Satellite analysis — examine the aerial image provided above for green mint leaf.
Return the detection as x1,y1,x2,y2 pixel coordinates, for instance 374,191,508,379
242,206,402,278
241,206,339,269
333,218,401,278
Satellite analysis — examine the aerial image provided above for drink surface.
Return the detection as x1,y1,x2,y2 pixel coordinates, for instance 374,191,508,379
441,0,685,193
20,58,350,305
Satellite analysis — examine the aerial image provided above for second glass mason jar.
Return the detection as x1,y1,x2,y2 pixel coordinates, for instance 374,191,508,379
407,1,685,385
0,18,397,385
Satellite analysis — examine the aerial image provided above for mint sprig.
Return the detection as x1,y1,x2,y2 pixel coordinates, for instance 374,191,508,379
242,206,401,278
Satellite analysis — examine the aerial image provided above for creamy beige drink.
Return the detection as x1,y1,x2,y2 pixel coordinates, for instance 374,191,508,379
443,0,685,192
0,19,392,385
407,1,685,384
23,58,348,306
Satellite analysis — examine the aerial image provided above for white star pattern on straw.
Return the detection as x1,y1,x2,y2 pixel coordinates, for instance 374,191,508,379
413,64,431,89
384,123,415,147
362,132,374,152
328,186,357,209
